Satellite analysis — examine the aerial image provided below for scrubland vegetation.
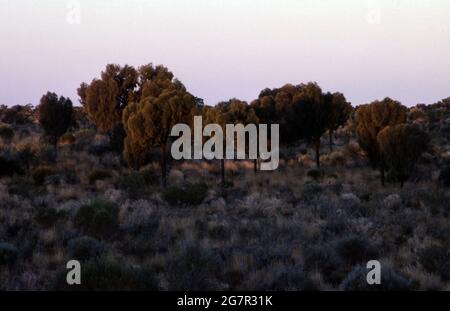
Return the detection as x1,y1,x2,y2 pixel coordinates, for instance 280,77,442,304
0,63,449,290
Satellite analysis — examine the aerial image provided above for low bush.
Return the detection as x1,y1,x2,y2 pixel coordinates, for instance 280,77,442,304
74,200,119,238
162,182,208,206
67,236,103,261
419,244,450,281
166,241,222,290
118,168,158,198
302,181,322,201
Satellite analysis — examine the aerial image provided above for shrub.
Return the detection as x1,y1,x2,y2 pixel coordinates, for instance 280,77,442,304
302,181,322,201
0,156,24,177
333,235,379,265
53,258,158,290
166,241,222,290
0,123,14,144
419,244,450,281
118,169,157,199
32,165,56,185
340,265,414,290
67,236,103,261
74,200,119,238
162,182,208,206
34,206,66,227
304,244,346,285
88,169,112,184
0,242,19,266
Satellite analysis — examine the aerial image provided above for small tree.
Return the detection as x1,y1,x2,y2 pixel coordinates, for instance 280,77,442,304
296,83,332,168
377,124,429,187
38,92,74,154
355,98,407,185
123,85,197,187
327,92,352,152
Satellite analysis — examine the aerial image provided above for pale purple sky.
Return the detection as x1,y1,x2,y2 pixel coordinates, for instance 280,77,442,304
1,0,449,107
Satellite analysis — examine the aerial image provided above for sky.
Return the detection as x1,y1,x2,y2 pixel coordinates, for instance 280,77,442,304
0,0,449,107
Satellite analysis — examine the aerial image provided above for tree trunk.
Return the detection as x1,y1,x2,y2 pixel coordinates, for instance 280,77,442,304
400,180,404,188
314,139,321,168
160,143,167,188
253,159,258,174
220,159,225,184
380,168,385,187
329,130,333,152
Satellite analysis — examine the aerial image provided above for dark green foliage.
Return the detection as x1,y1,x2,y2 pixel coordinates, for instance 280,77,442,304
302,181,322,200
118,169,158,198
0,242,19,266
38,92,74,148
67,236,103,261
34,206,66,227
251,82,341,167
54,258,158,290
419,244,450,281
0,104,33,125
32,165,56,185
74,200,119,238
88,169,112,184
0,123,14,144
162,182,208,206
0,156,24,177
327,92,352,150
166,241,222,290
340,265,414,290
377,124,429,187
110,123,126,153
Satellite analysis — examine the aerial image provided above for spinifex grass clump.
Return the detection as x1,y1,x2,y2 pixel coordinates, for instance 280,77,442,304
75,200,119,238
162,182,208,207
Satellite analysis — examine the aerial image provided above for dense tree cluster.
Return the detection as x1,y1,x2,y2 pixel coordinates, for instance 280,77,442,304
3,62,439,189
251,82,352,167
